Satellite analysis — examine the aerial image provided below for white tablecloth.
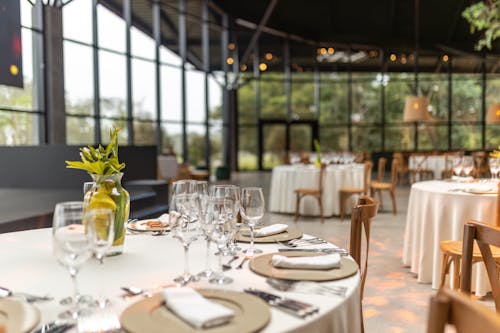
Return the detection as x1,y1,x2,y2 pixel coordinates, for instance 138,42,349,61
269,164,365,216
0,228,361,333
403,180,498,295
408,155,445,180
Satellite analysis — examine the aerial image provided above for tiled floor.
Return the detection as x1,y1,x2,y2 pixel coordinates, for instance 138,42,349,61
224,171,471,333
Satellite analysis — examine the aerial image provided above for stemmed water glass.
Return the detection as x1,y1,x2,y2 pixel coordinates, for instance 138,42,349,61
193,181,216,278
84,207,114,308
52,201,92,319
462,156,474,178
212,185,241,255
489,157,500,180
240,187,265,257
170,181,200,285
207,198,234,285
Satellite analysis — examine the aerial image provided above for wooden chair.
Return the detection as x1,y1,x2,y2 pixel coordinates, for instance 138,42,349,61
472,151,489,178
370,159,398,215
408,153,434,183
376,157,386,182
442,152,463,179
392,152,409,185
294,163,326,223
427,287,500,333
339,161,373,220
349,196,378,333
461,220,500,312
439,183,500,290
349,195,379,299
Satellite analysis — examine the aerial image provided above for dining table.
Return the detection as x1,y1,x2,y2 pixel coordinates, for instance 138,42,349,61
0,227,362,333
408,155,445,181
269,164,365,217
403,179,498,295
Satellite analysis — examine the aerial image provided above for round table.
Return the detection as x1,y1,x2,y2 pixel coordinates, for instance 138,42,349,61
403,180,498,295
0,228,362,333
408,155,445,180
269,164,365,217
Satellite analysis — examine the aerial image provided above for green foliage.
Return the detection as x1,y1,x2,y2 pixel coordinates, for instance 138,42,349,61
66,127,125,175
462,0,500,50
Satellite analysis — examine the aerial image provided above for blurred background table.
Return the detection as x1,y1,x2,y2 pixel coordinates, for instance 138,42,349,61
403,180,498,295
0,228,362,333
269,164,365,217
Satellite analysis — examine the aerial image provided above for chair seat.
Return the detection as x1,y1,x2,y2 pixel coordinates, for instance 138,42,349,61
339,187,364,194
440,240,500,259
295,188,321,195
370,181,391,190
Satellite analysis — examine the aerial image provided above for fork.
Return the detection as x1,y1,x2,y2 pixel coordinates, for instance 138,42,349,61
277,239,327,248
266,278,347,297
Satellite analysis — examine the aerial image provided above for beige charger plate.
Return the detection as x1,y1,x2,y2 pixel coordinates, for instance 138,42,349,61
462,188,497,195
235,227,302,243
250,252,359,281
0,298,40,333
120,289,270,333
127,219,170,232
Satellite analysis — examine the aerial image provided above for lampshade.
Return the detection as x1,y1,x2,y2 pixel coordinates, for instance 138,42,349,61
403,95,430,122
487,103,500,124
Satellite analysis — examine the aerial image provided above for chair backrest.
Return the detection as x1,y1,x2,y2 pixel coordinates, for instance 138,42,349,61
427,287,500,333
497,182,500,227
390,159,399,190
362,161,373,194
377,157,386,182
460,220,500,312
349,195,379,299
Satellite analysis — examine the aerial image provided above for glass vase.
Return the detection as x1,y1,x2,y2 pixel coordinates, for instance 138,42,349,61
84,173,130,255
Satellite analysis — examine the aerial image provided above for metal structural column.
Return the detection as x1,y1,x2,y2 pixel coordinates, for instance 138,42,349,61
202,0,211,170
124,0,134,145
43,4,66,144
92,0,101,144
447,57,452,150
179,0,188,162
32,1,46,144
347,48,353,152
380,51,386,152
284,39,291,153
481,57,487,149
255,44,262,171
221,13,231,169
153,0,162,154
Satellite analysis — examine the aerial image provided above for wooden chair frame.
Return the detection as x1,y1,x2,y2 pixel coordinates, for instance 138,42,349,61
460,220,500,312
370,159,398,215
427,288,500,333
339,161,373,220
294,163,326,223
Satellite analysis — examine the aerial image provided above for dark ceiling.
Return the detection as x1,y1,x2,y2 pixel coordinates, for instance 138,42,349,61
101,0,500,73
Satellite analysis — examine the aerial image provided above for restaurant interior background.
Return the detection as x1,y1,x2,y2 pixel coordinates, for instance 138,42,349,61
1,0,499,174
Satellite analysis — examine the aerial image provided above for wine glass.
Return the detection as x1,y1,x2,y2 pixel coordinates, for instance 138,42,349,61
452,156,463,177
489,157,500,180
52,201,92,319
207,198,234,285
211,185,241,255
462,156,474,178
170,187,200,285
84,207,114,308
193,181,216,278
240,187,265,257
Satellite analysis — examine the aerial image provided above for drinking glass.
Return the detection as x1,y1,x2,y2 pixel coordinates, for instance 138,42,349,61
489,157,500,179
207,198,234,285
462,156,474,178
452,156,463,177
170,187,200,285
193,181,216,278
84,208,114,308
211,185,241,255
53,201,92,319
240,187,265,257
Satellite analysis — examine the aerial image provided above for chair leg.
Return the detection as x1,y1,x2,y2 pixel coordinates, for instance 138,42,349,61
340,192,345,221
294,193,300,222
390,190,397,215
377,190,384,211
317,195,324,223
452,256,460,290
440,253,450,288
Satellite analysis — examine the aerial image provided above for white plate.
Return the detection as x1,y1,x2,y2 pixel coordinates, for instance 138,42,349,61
127,218,170,232
0,298,40,333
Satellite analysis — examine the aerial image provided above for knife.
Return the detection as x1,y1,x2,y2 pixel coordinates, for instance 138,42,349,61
278,248,348,254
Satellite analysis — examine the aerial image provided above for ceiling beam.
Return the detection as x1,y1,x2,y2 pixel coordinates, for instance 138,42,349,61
239,0,279,66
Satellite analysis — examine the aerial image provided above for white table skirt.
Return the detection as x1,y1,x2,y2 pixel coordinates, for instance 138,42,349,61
403,180,498,295
408,155,445,180
269,164,365,217
0,228,361,333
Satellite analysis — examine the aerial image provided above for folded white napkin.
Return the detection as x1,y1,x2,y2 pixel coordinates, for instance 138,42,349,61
272,253,341,270
241,224,288,237
158,213,170,224
451,175,474,182
163,287,235,329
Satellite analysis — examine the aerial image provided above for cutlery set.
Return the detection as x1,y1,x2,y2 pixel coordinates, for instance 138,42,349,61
31,322,74,333
244,288,319,318
266,278,348,297
0,286,53,303
277,237,327,248
277,247,349,255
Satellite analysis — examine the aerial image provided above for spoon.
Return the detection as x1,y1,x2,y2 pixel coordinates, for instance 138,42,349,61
121,284,174,298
